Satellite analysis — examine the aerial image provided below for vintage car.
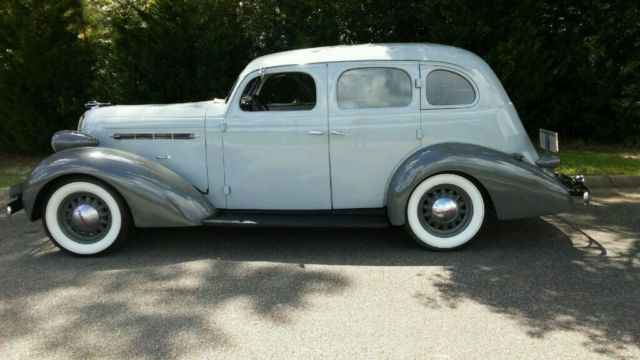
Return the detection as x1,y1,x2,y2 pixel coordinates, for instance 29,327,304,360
6,43,589,256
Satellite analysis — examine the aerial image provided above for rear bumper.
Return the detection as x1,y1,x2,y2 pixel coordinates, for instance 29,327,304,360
556,173,590,205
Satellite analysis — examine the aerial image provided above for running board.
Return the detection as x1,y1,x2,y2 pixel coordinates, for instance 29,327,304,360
202,209,389,228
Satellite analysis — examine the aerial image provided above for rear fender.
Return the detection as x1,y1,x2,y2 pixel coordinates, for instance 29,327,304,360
386,143,572,225
23,147,215,227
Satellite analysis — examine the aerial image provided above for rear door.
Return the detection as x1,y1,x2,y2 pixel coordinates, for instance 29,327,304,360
328,62,421,209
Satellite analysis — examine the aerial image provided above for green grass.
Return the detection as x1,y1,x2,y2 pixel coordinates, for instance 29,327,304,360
0,155,42,188
558,152,640,176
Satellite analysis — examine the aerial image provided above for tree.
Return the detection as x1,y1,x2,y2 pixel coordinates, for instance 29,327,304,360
98,0,254,104
0,0,638,153
0,0,95,153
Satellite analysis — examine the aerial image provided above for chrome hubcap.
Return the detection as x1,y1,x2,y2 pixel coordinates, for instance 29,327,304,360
70,204,101,231
58,192,112,243
431,198,459,222
418,185,473,237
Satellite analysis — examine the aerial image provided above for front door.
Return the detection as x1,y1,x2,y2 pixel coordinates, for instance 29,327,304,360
328,62,421,209
223,64,332,210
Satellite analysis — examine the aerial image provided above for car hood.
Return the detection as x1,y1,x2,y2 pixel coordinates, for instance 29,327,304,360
82,99,228,127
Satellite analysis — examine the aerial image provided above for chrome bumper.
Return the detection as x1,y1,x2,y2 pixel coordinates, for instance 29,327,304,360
5,183,24,217
557,173,590,205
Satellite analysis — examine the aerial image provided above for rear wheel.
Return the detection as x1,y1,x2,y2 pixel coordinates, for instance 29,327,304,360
405,174,485,250
43,179,130,256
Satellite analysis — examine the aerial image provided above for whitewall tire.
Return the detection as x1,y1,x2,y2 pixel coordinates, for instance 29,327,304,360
406,174,485,250
43,179,130,256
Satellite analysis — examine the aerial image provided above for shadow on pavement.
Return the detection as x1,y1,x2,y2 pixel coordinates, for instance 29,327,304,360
0,191,637,358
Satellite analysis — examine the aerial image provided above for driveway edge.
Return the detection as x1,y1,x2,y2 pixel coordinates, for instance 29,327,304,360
585,175,640,189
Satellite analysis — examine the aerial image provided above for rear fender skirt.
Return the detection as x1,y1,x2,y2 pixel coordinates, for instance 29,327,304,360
386,143,572,225
22,147,215,227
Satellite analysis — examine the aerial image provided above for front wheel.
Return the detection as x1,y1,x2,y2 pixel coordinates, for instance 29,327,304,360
406,174,485,250
43,179,130,256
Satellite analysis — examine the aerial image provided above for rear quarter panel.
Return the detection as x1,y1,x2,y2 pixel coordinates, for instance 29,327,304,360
386,143,572,225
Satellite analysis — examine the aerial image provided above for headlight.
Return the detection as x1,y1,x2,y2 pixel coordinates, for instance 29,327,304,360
77,115,84,132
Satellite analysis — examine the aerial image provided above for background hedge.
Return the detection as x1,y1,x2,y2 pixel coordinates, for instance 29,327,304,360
1,0,638,153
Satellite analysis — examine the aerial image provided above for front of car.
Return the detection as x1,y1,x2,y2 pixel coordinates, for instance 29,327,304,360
0,89,230,255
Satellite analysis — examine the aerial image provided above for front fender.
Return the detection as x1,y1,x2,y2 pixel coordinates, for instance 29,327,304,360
386,143,572,225
23,147,215,227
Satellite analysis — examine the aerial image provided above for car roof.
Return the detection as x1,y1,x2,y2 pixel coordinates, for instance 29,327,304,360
242,43,484,75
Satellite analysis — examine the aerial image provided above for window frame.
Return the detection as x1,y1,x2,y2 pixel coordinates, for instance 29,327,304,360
422,66,479,109
335,66,414,111
238,70,318,113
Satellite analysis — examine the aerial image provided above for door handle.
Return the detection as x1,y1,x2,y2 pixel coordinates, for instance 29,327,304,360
330,130,348,136
307,131,325,135
155,155,171,160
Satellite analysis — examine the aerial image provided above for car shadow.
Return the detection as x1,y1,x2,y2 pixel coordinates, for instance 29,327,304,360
0,191,638,358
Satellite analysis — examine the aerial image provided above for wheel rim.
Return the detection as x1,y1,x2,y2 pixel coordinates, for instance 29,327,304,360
417,184,473,238
57,192,112,244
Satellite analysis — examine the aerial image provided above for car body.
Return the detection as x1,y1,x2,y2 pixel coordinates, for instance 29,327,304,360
6,43,589,255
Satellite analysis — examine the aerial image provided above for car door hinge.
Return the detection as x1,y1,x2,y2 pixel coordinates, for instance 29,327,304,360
223,185,231,196
416,129,423,140
414,78,422,88
220,122,228,132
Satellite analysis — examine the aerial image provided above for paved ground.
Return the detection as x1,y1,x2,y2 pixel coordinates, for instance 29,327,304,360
0,189,638,359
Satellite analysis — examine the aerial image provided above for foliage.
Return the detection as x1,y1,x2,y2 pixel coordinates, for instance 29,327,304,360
0,0,95,153
94,0,254,104
0,0,638,153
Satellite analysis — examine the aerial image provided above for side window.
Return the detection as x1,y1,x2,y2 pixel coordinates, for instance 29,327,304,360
425,70,476,106
337,68,412,109
240,72,316,112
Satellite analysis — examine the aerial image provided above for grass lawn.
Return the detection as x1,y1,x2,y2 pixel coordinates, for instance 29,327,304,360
558,142,640,176
0,154,42,188
0,144,638,189
558,152,640,176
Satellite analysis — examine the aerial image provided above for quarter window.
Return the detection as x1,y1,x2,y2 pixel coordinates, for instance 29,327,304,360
240,72,316,111
337,68,412,109
425,70,476,106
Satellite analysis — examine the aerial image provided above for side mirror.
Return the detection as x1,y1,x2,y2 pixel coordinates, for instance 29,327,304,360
240,95,253,111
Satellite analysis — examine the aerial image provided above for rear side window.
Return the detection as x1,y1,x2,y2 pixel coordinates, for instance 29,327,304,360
337,68,412,109
425,70,476,106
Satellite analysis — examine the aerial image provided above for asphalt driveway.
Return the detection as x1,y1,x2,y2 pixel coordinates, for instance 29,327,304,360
0,188,638,359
